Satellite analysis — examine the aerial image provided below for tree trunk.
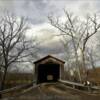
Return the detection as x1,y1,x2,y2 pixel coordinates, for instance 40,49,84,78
71,36,82,82
75,50,82,82
81,50,87,81
0,67,7,98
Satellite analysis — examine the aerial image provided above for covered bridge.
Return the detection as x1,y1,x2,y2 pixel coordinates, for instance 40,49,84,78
34,55,65,84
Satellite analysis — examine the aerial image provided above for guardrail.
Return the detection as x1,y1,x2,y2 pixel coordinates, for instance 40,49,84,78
0,81,36,95
0,82,40,100
59,80,100,93
0,83,33,94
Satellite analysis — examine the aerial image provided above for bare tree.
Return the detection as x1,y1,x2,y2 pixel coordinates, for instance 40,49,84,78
86,48,96,70
0,13,37,94
48,10,100,82
78,14,100,80
48,10,81,82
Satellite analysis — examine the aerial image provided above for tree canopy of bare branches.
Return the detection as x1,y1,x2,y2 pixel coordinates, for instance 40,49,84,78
0,13,38,93
48,10,100,82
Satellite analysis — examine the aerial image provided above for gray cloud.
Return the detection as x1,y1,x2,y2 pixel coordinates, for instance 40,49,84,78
0,0,100,59
1,0,100,72
39,41,64,54
0,0,100,24
37,43,66,61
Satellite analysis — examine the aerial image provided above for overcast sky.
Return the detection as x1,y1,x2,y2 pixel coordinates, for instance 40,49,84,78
1,0,100,72
0,0,99,23
0,0,100,59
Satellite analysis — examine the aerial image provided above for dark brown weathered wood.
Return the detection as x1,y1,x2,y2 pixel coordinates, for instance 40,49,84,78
34,55,65,84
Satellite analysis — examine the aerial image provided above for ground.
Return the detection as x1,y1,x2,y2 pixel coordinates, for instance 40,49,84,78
2,82,100,100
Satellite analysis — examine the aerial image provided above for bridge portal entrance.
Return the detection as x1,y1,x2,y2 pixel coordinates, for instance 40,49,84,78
37,63,60,83
34,55,65,84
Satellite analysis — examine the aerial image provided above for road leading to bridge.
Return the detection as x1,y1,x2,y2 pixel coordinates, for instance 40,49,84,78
1,82,100,100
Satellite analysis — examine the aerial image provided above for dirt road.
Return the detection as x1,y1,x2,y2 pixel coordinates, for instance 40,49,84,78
2,83,100,100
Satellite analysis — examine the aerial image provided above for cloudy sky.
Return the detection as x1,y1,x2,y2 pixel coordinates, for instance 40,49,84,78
0,0,100,59
0,0,99,22
1,0,100,72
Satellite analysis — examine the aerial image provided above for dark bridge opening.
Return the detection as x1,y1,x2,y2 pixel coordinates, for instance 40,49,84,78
37,63,60,84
